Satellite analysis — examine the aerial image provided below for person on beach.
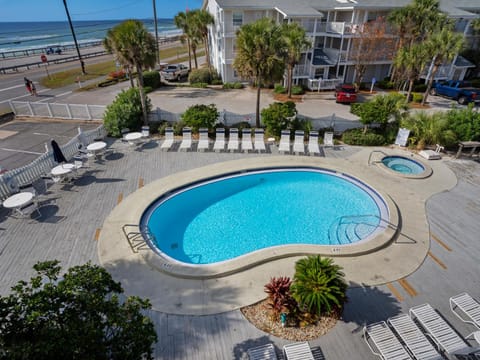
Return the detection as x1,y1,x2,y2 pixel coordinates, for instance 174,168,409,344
24,77,32,95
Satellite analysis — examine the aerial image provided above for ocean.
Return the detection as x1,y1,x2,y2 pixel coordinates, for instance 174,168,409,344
0,19,181,53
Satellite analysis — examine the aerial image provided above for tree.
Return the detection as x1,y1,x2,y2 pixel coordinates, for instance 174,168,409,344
181,103,219,132
174,12,192,69
233,18,286,127
0,260,157,360
281,22,311,98
351,93,408,133
104,20,156,125
350,17,395,86
401,111,456,148
290,256,347,316
422,26,465,105
191,9,215,69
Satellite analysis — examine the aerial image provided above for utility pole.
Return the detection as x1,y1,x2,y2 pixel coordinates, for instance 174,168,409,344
153,0,160,67
63,0,86,75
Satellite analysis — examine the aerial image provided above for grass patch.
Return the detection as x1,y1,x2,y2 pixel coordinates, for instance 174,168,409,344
41,60,116,88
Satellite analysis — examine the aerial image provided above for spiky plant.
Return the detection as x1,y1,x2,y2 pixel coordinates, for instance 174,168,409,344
264,276,295,320
290,256,348,316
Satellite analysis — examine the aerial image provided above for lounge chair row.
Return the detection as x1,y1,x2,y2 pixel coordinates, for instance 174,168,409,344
160,127,267,153
278,130,334,156
364,292,480,360
247,341,314,360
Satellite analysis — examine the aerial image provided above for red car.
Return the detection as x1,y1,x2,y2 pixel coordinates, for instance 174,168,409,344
335,84,357,103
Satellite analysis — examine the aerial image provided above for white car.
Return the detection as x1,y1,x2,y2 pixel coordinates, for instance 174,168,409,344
161,64,190,81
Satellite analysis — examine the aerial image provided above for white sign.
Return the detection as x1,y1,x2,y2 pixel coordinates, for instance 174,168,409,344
395,128,410,147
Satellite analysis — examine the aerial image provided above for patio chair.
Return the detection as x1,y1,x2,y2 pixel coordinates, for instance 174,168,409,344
419,144,444,160
278,129,291,154
450,293,480,335
160,127,174,151
247,343,278,360
363,321,413,360
254,128,266,153
283,342,314,360
241,128,253,153
387,313,443,360
293,130,305,155
409,303,480,357
323,131,334,147
307,131,321,156
227,128,239,152
213,128,225,152
179,127,192,152
197,128,210,152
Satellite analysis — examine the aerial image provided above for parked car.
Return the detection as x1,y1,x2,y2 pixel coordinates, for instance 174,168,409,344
429,80,480,105
160,64,190,81
334,84,357,103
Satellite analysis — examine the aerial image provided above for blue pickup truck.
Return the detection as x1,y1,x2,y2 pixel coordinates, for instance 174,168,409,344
430,80,480,105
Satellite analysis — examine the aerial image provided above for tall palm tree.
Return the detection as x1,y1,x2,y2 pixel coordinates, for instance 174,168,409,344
394,43,429,102
422,27,465,105
191,9,215,69
281,22,311,98
104,20,156,125
174,12,192,69
233,18,285,127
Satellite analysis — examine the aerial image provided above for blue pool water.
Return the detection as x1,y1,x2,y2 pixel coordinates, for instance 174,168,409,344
141,169,387,264
382,156,424,175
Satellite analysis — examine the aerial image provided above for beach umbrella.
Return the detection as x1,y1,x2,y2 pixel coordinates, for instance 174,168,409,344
51,139,67,163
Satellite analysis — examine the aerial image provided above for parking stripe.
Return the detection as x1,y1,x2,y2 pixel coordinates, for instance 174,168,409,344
398,279,418,297
386,283,404,302
428,251,447,269
430,233,452,252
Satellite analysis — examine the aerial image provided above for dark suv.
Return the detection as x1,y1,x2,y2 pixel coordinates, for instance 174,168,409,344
335,84,357,103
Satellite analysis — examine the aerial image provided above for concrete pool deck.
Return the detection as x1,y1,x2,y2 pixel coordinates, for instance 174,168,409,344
98,148,457,315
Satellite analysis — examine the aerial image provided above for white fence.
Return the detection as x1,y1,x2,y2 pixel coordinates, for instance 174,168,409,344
10,101,106,120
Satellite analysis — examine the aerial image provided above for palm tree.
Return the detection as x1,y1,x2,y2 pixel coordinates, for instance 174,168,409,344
104,20,156,125
290,256,347,316
233,18,285,127
394,43,429,102
281,22,311,99
174,12,192,69
422,27,465,105
191,9,215,69
401,111,456,149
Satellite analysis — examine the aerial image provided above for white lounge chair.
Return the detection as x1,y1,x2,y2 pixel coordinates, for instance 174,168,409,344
388,314,443,360
161,127,174,151
213,128,225,152
278,130,291,154
308,131,320,156
283,342,314,360
254,128,266,153
179,127,192,152
227,128,239,152
293,130,305,155
363,321,413,360
409,303,477,357
419,144,443,160
242,128,253,153
247,343,278,360
324,131,334,147
450,293,480,332
197,128,209,152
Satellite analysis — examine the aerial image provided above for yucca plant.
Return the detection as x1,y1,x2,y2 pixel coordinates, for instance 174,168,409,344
264,276,295,320
290,256,348,316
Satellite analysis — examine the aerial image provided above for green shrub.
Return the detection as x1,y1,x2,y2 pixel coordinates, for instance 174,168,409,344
143,70,161,89
411,92,423,103
211,79,223,85
103,87,151,137
261,101,297,137
149,121,168,134
223,82,244,89
173,120,186,135
181,104,219,132
291,85,305,95
445,104,480,142
190,82,208,88
413,83,427,92
274,84,287,94
341,128,386,146
377,79,395,89
188,68,220,85
143,86,153,94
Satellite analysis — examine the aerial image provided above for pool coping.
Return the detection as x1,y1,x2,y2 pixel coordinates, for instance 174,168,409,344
98,151,458,315
376,153,433,179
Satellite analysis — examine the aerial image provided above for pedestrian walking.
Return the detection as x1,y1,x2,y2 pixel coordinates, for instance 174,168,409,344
24,77,32,95
30,80,37,96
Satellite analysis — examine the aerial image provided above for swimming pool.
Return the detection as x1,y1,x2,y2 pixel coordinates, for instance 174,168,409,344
380,155,432,178
141,168,389,265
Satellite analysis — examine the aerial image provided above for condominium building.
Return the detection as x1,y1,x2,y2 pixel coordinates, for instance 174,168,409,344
202,0,480,89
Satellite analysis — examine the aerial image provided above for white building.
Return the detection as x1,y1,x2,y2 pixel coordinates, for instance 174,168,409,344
202,0,480,89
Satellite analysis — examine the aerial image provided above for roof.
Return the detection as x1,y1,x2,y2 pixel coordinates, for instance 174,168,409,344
455,55,476,68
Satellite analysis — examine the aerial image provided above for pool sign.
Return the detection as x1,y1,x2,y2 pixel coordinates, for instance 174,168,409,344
395,128,410,147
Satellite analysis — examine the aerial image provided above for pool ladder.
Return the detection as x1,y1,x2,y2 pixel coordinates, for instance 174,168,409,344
368,150,388,166
122,224,151,253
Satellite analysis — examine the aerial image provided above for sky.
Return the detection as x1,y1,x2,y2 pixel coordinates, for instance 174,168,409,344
0,0,203,22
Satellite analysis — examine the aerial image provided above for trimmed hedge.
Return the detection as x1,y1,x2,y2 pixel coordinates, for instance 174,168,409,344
341,128,386,146
143,71,161,89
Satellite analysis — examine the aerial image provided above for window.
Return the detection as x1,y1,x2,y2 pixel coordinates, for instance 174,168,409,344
233,12,243,27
